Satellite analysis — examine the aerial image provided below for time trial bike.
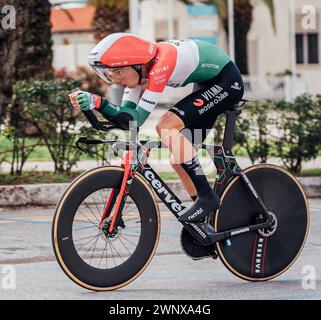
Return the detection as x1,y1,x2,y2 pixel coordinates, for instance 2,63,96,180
52,100,309,291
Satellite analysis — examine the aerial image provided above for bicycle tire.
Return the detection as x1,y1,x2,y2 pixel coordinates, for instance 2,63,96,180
52,166,160,291
214,164,309,281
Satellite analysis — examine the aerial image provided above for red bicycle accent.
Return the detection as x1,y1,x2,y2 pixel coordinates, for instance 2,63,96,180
108,150,134,233
99,188,116,229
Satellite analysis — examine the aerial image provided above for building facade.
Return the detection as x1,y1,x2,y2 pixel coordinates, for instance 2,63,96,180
50,0,321,99
248,0,320,96
51,5,95,72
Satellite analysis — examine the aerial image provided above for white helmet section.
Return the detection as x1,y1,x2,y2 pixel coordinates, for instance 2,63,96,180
88,33,127,67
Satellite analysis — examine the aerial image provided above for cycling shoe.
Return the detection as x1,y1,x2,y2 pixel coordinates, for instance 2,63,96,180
178,190,220,223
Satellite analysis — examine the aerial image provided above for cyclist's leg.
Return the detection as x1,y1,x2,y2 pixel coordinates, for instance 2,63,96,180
155,111,197,198
156,81,218,200
168,117,217,199
156,110,219,223
156,106,219,223
166,61,244,222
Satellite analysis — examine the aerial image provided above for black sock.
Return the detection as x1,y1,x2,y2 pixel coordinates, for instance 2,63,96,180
181,156,212,196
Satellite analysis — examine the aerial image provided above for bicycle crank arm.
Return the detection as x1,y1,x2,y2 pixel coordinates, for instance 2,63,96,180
207,221,271,245
184,221,271,247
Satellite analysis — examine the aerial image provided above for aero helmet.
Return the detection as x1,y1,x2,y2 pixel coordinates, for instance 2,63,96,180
88,33,157,83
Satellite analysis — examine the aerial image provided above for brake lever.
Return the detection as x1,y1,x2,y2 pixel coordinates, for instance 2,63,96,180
76,136,105,153
76,137,89,153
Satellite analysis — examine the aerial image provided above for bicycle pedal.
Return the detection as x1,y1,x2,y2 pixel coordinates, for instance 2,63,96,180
180,227,218,261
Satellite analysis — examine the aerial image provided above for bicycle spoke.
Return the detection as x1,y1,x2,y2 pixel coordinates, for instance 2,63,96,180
91,193,103,221
82,234,100,261
120,232,140,238
108,240,117,267
73,224,97,231
105,238,108,269
107,238,125,264
89,234,100,264
77,207,99,227
124,203,137,214
124,220,141,226
122,216,140,223
99,189,108,210
74,233,102,242
119,234,139,247
123,223,140,228
117,236,132,256
105,188,111,207
100,189,113,219
75,232,102,252
122,224,141,231
98,240,108,269
124,202,135,214
83,200,101,224
67,187,146,271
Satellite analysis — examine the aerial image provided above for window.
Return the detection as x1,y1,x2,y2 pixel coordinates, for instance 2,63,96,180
296,34,304,64
296,33,319,65
308,34,319,64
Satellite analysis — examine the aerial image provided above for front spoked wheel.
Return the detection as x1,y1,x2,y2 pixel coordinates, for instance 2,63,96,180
52,166,160,291
214,164,309,281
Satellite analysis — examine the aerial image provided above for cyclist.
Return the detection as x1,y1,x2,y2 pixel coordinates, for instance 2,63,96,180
69,33,244,223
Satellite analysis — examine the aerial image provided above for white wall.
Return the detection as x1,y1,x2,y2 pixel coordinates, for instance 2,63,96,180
52,32,95,71
139,0,222,45
295,0,321,94
51,1,321,96
248,0,321,95
139,0,225,103
248,0,291,76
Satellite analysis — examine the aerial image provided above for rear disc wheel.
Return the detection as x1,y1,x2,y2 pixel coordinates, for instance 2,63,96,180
214,164,309,281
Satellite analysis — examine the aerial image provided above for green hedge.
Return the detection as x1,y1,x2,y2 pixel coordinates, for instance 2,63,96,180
0,79,111,175
234,94,321,173
1,79,321,176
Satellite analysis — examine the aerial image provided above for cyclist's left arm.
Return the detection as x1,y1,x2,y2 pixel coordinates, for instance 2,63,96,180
97,66,172,128
74,87,148,128
76,57,174,128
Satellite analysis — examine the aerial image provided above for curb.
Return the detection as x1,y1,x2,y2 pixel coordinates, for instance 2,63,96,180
0,181,192,207
0,177,321,207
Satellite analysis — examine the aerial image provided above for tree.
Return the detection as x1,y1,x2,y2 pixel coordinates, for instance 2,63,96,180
89,0,129,41
0,0,53,125
206,0,276,74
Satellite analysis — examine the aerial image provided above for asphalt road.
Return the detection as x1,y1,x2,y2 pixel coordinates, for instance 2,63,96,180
0,200,321,300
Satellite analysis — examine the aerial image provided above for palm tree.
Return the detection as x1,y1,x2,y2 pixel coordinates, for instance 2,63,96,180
0,0,53,124
206,0,276,75
89,0,129,41
89,0,193,42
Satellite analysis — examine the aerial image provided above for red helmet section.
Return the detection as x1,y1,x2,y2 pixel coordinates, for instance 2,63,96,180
100,35,157,67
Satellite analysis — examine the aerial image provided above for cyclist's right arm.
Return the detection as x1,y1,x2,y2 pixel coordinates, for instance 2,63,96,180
70,44,176,128
69,88,151,128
